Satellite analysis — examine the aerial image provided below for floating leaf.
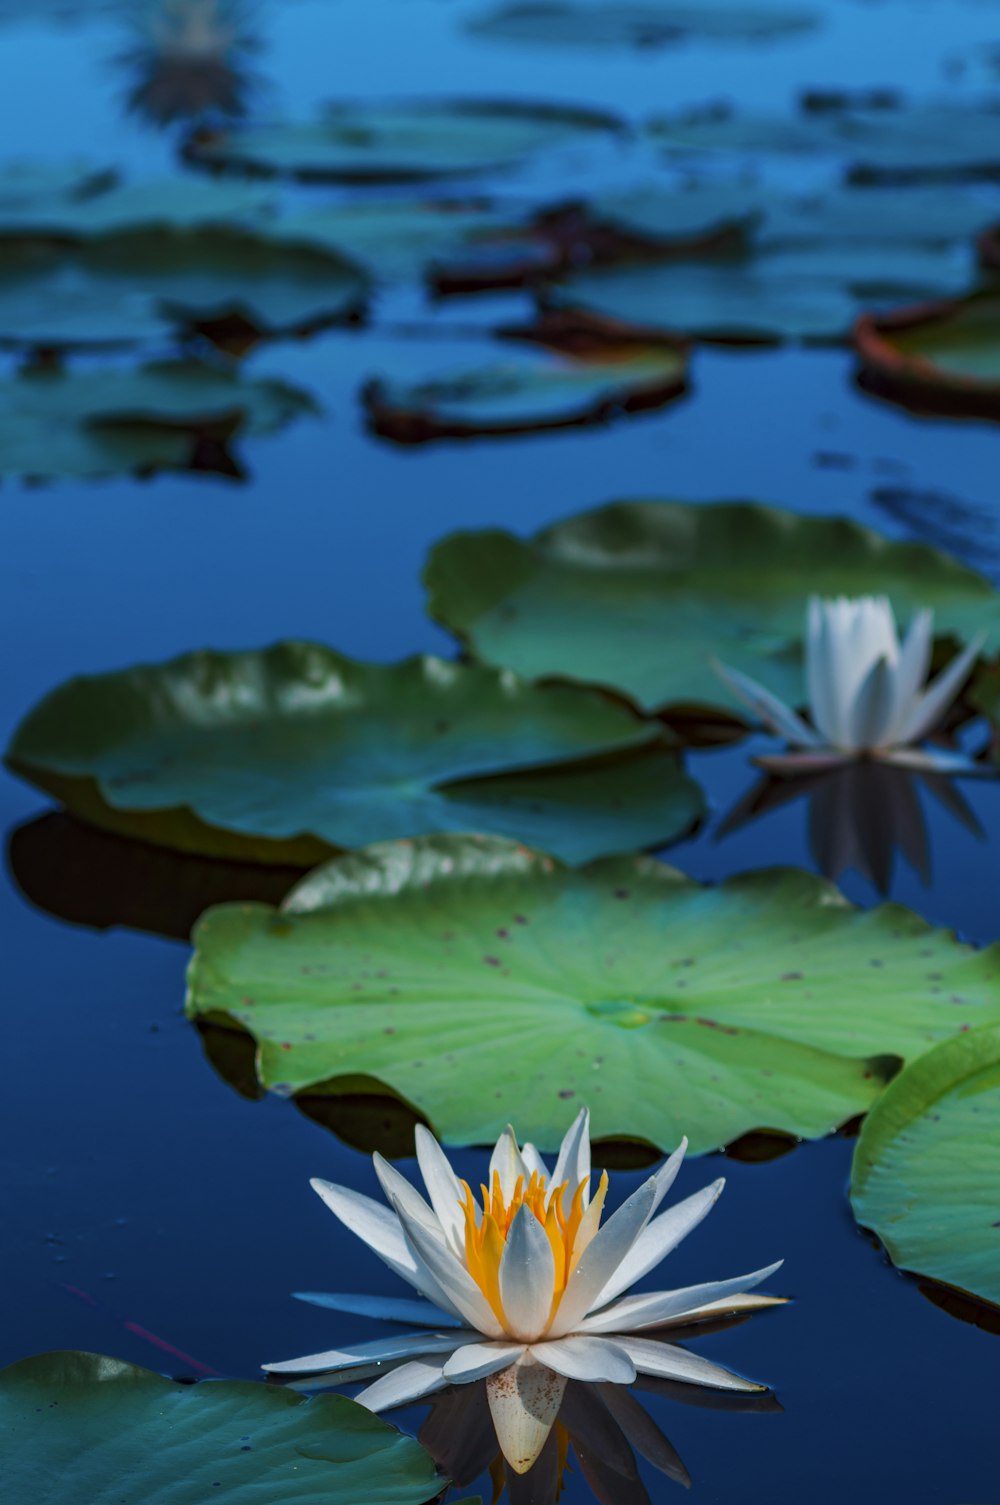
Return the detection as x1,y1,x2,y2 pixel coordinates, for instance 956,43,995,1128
185,834,1000,1154
183,98,624,182
468,1,819,49
0,230,368,347
6,647,704,865
0,159,118,213
855,291,1000,422
365,311,689,439
553,239,973,345
0,359,314,480
0,174,273,237
424,500,1000,717
649,102,1000,183
850,1025,1000,1311
0,1351,445,1505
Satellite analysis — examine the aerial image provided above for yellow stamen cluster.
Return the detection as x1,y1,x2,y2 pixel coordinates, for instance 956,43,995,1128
460,1168,609,1330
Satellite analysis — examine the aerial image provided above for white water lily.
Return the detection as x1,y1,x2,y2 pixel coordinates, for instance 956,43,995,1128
714,595,986,774
263,1111,783,1473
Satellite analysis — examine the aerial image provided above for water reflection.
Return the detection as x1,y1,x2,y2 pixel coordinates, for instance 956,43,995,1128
415,1355,781,1504
717,759,985,895
117,0,261,127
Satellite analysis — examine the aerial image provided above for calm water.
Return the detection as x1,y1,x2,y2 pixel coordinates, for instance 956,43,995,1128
2,3,1000,1502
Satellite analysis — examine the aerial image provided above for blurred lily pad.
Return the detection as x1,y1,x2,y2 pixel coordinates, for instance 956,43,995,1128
0,230,368,348
0,175,274,237
0,359,314,480
364,311,689,439
424,500,1000,717
183,98,624,182
649,102,1000,183
850,1025,1000,1311
855,291,1000,421
468,1,819,48
553,240,974,345
0,1351,446,1505
186,834,1000,1153
6,647,705,866
0,159,118,213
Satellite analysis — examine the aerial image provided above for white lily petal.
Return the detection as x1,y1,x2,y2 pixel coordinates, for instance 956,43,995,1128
806,597,839,746
491,1125,528,1201
549,1175,658,1337
442,1341,526,1383
551,1106,591,1210
898,631,986,745
672,1292,789,1324
499,1204,557,1342
520,1142,549,1182
391,1190,506,1338
648,1137,688,1218
292,1292,464,1328
372,1154,440,1238
712,658,822,748
262,1330,465,1376
581,1260,783,1336
848,655,895,750
355,1357,452,1412
414,1125,467,1253
617,1335,768,1392
886,608,933,739
592,1177,724,1308
884,745,985,775
488,1354,567,1475
531,1334,636,1385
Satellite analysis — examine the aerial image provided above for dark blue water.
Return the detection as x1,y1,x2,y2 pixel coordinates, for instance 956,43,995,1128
2,3,1000,1502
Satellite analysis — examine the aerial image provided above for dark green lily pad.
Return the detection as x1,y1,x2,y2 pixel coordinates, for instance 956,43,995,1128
5,646,705,866
855,292,1000,421
649,102,1000,183
183,98,624,183
468,1,819,49
423,500,1000,717
553,238,973,345
0,359,315,480
0,1351,445,1505
186,834,1000,1153
364,312,689,439
850,1024,1000,1311
0,230,368,347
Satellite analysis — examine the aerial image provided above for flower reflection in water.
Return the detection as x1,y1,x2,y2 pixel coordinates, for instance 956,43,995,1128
417,1333,782,1504
718,758,985,895
117,0,260,127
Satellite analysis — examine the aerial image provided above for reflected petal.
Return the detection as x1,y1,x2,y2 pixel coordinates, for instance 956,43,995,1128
488,1354,567,1474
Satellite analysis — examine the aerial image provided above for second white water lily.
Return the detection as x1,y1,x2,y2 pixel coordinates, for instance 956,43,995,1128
715,594,986,773
263,1110,783,1472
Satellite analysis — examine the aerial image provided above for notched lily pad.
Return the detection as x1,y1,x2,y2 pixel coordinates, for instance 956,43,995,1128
468,1,819,50
5,646,705,866
0,359,314,481
184,98,624,183
424,499,1000,717
855,291,1000,422
185,834,1000,1153
364,311,689,440
850,1024,1000,1312
0,1351,445,1505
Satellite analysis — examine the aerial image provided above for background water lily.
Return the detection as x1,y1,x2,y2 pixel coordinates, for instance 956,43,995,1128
715,595,986,773
263,1111,783,1472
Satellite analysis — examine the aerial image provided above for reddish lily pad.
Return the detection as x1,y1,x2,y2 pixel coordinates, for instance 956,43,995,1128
855,292,1000,422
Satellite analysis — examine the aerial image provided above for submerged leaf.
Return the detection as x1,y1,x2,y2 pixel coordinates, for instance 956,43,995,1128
6,647,704,865
186,834,1000,1153
850,1024,1000,1311
0,1351,445,1504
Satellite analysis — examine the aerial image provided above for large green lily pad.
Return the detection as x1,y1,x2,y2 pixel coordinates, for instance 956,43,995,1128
468,2,819,49
0,1351,445,1505
850,1025,1000,1310
855,292,1000,421
0,360,314,481
649,103,1000,183
0,230,367,346
423,500,1000,717
183,99,624,183
6,647,704,866
553,239,973,345
186,835,1000,1153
